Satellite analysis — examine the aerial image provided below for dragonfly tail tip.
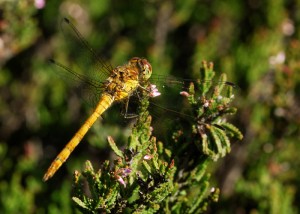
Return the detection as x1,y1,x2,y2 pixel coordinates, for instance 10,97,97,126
43,173,51,182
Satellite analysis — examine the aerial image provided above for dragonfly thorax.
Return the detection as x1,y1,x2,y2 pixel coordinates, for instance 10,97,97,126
104,59,152,101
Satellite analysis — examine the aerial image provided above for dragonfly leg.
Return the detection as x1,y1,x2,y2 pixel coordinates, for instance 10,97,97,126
121,97,139,119
138,85,150,93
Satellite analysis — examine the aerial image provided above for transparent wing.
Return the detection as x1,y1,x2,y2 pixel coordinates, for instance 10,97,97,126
50,18,117,107
150,74,239,93
59,18,113,83
49,59,105,107
147,74,239,121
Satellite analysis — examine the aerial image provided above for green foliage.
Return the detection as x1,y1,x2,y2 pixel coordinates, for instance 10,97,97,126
71,62,241,213
72,97,176,213
0,144,37,213
188,61,242,161
0,0,40,65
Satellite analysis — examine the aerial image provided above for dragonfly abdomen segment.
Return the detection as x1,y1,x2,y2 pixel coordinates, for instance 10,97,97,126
43,93,114,181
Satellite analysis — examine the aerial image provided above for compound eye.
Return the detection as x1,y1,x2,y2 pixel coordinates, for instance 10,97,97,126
143,59,151,70
140,59,152,80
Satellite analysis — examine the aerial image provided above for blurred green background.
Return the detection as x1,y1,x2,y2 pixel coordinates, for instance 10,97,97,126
1,0,300,213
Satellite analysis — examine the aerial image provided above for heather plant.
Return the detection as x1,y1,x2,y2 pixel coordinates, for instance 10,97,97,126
71,61,242,213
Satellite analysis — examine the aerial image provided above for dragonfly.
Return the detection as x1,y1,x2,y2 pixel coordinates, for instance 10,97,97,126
43,18,236,181
43,18,158,181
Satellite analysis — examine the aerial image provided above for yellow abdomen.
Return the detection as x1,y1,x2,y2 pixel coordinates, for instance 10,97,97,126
43,93,114,181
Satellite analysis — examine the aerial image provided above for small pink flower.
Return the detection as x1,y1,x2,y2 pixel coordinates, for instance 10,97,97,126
35,0,46,9
149,84,156,90
203,101,209,108
122,168,132,177
117,176,126,187
143,154,153,160
180,91,190,97
148,84,161,97
114,167,132,187
210,187,216,193
269,51,286,66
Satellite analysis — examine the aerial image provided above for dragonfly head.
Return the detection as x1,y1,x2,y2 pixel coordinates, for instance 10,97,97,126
130,57,152,82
